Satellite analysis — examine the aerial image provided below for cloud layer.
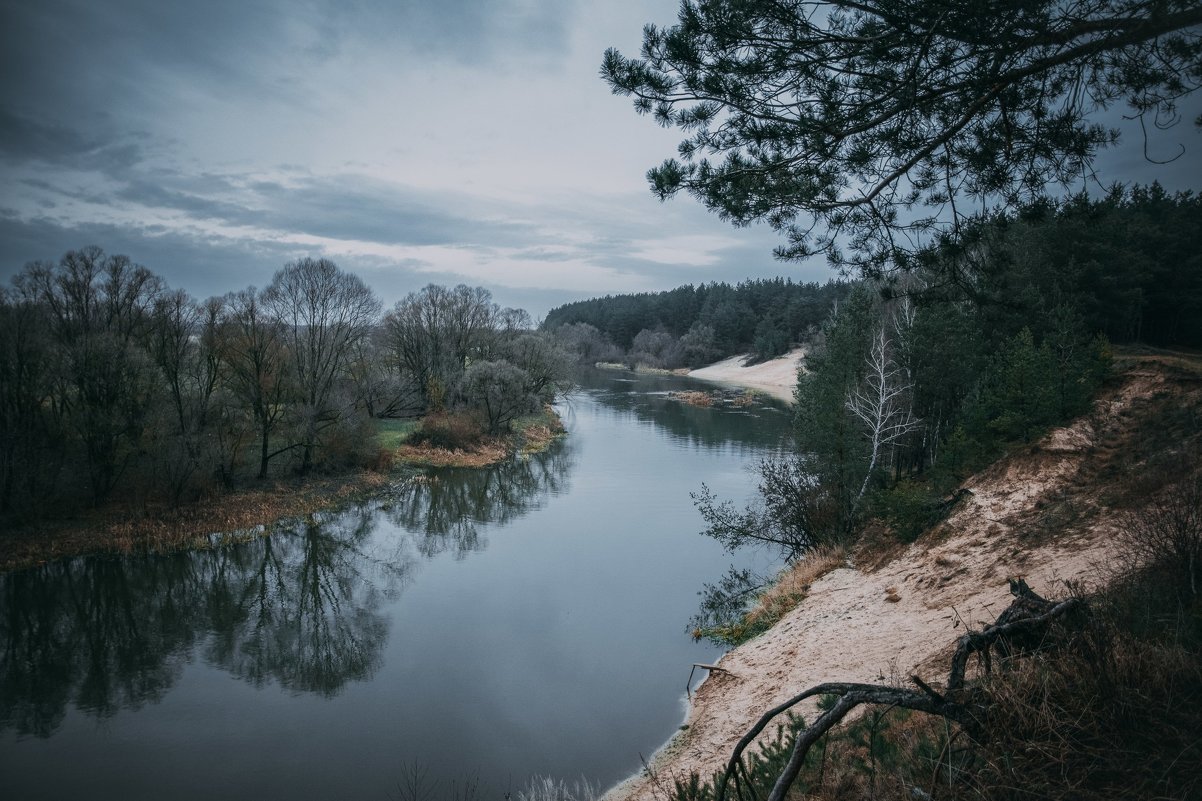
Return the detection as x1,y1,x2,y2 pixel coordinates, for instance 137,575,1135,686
2,0,1198,316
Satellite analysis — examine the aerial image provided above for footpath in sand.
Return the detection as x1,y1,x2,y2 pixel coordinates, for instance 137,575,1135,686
607,360,1194,801
687,348,806,404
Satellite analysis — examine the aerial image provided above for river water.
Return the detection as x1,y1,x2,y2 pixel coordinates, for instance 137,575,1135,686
0,370,792,800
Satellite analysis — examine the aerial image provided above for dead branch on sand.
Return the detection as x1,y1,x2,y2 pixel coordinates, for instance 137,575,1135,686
715,580,1083,801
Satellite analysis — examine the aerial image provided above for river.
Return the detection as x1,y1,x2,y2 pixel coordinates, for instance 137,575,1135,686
0,370,793,800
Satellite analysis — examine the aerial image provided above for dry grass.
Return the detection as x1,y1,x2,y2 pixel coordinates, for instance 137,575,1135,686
669,389,761,408
969,636,1202,801
730,391,758,407
395,440,511,468
671,390,715,407
393,407,565,467
517,421,565,455
743,545,847,631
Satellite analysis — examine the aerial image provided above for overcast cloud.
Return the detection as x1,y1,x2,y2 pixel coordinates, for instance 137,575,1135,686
2,1,1199,317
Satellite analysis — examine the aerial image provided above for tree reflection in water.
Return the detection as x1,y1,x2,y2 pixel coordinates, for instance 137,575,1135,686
0,435,576,738
385,434,575,559
584,370,791,452
0,504,403,736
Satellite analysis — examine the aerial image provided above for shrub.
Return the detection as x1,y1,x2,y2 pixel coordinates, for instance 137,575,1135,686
871,480,943,542
407,412,484,451
690,545,845,645
456,360,539,434
1117,473,1201,599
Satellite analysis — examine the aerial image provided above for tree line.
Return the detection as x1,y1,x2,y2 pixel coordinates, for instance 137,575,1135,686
543,278,852,367
0,248,573,522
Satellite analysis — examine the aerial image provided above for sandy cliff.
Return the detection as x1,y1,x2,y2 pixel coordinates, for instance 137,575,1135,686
608,356,1198,800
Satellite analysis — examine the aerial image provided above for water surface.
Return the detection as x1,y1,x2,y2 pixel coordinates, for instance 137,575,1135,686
0,370,791,800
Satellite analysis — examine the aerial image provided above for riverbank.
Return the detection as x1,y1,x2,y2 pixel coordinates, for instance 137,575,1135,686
0,470,400,572
0,407,566,572
605,357,1198,800
389,407,564,468
686,348,806,404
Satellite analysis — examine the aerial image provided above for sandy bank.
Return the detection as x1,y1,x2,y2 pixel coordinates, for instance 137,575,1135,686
687,348,806,404
606,364,1182,800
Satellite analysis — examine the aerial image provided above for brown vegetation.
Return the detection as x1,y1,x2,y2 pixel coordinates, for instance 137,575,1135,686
391,407,565,469
672,391,715,407
669,389,762,409
742,546,847,634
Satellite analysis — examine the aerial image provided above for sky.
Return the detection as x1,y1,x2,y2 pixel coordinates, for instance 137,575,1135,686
1,0,1200,319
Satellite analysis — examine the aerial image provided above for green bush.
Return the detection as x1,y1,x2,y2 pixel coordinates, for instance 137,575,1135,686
871,480,943,542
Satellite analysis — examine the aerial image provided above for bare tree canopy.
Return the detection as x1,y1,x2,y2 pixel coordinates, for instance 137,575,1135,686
263,258,381,473
602,0,1202,274
383,284,501,410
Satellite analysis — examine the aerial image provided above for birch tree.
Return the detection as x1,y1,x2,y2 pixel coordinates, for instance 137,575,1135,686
845,325,921,506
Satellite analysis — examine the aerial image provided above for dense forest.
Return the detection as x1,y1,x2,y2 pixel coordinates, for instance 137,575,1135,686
0,250,573,523
546,183,1201,375
693,185,1202,634
543,278,853,366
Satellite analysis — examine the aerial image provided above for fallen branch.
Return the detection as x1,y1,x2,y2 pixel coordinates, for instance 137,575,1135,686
714,582,1084,801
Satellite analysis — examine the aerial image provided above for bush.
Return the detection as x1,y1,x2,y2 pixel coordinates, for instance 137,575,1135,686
871,480,943,542
406,412,484,451
1117,473,1201,600
456,360,538,434
319,413,383,470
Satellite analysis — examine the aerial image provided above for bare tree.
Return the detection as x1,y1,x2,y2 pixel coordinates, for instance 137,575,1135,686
845,325,921,506
384,284,498,411
22,248,162,503
222,287,293,479
551,322,623,366
344,330,420,420
0,281,61,514
502,332,574,401
144,290,229,502
457,361,538,434
263,259,381,474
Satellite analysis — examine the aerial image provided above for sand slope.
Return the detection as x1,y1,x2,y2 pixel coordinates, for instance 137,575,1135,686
687,348,806,404
607,364,1182,800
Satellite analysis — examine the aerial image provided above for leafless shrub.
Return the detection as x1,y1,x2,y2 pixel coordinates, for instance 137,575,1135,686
971,614,1202,800
1117,473,1202,597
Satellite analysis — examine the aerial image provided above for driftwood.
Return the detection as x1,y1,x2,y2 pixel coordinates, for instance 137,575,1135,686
688,663,734,698
714,582,1083,801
